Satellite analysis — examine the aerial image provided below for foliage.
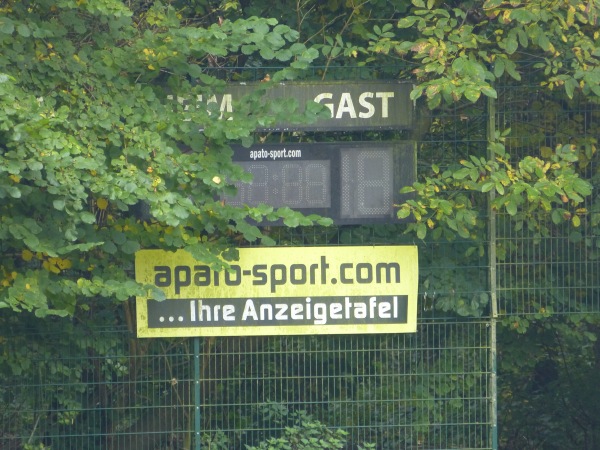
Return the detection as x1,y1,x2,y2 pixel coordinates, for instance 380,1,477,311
0,318,130,448
345,0,600,246
0,0,329,318
398,138,593,242
245,412,351,450
363,0,600,106
498,314,600,449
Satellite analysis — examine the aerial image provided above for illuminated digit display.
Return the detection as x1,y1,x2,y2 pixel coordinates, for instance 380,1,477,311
226,142,415,225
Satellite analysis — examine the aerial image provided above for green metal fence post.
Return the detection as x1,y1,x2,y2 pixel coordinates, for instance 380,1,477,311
194,337,202,450
487,94,499,450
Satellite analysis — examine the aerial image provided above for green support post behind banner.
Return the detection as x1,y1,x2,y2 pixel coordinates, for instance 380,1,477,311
194,337,202,450
487,94,499,450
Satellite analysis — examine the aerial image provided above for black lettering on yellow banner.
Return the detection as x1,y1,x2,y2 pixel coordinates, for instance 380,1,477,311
135,245,418,337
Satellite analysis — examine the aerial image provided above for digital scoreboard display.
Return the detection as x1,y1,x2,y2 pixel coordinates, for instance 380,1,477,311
225,142,416,225
227,160,332,209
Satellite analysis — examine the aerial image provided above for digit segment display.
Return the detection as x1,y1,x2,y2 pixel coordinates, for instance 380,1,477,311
341,149,393,218
225,142,415,225
227,161,331,209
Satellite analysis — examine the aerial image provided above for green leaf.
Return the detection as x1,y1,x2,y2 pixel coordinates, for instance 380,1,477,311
80,212,97,224
259,46,275,59
565,77,577,99
481,181,495,193
282,215,300,227
316,217,333,226
505,200,517,216
504,59,521,81
489,142,506,157
504,34,518,54
481,85,497,98
275,49,293,61
510,9,535,23
173,204,189,219
464,87,481,102
122,240,140,254
397,207,411,219
551,209,564,224
457,224,470,239
27,160,43,171
416,222,427,239
6,185,21,198
102,241,118,254
572,178,592,197
16,23,31,37
494,58,505,78
0,17,14,34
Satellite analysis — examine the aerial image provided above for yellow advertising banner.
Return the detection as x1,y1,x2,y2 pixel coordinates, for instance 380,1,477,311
135,245,418,337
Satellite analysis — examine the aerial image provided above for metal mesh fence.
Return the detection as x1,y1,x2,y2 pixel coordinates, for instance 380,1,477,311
1,71,599,449
0,319,491,449
0,221,495,448
494,83,600,317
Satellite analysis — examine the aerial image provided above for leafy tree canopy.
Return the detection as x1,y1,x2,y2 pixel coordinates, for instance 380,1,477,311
0,0,330,318
354,0,599,243
2,0,599,318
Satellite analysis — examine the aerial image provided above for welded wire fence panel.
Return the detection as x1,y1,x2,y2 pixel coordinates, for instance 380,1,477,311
198,320,491,450
494,82,600,317
491,79,600,449
0,327,195,450
0,319,491,450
